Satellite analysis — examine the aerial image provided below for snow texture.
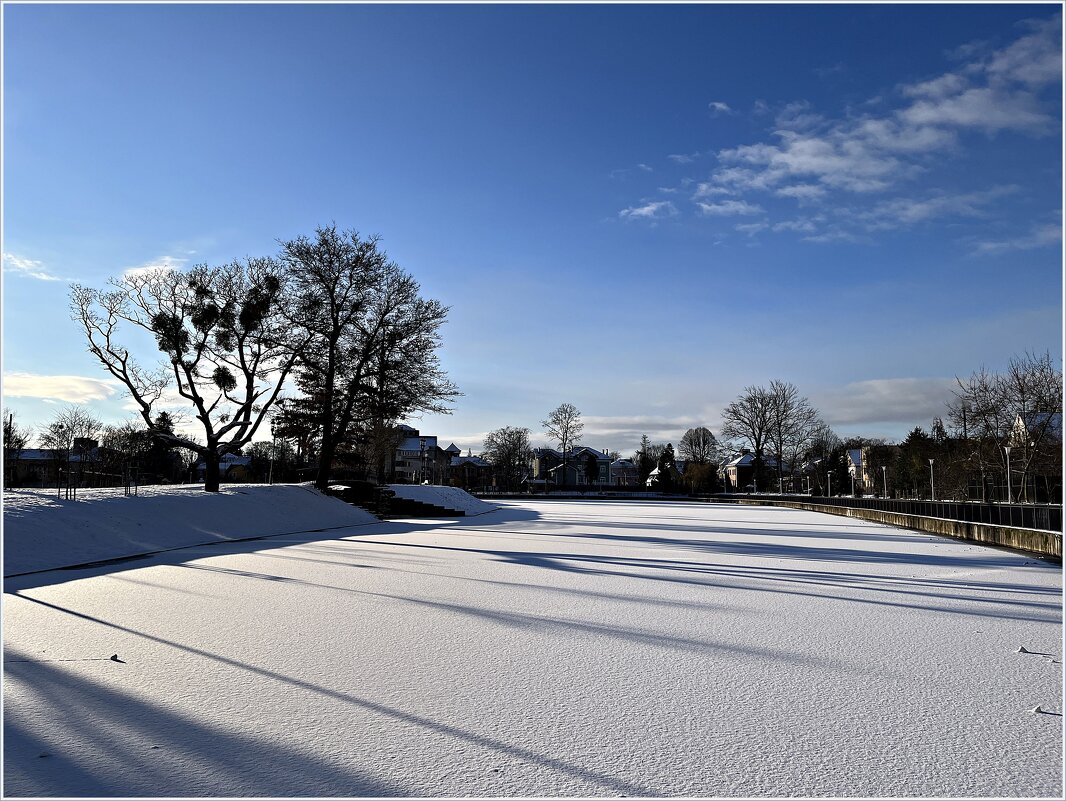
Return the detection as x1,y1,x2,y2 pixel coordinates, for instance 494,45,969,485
3,485,377,576
386,484,497,515
3,497,1062,797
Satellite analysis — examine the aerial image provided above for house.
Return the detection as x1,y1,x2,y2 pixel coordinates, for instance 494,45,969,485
532,446,611,488
719,450,786,492
846,449,863,491
450,452,493,490
610,458,639,486
392,425,448,484
193,452,252,482
571,446,612,486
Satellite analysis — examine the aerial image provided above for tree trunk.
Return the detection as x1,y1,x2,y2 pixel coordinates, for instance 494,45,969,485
204,445,221,492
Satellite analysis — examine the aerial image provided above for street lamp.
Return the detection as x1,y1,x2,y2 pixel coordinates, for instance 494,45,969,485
850,473,855,496
881,465,888,499
419,437,427,484
928,458,935,501
1004,445,1012,503
827,471,832,497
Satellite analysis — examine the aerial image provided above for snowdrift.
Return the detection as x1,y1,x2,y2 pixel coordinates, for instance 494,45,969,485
387,484,497,515
2,484,378,576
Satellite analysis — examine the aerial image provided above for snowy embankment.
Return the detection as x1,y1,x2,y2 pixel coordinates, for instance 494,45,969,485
2,484,377,576
387,484,497,515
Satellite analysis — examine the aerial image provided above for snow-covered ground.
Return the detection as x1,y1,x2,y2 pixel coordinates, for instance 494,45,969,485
3,498,1062,797
3,485,377,575
387,484,497,515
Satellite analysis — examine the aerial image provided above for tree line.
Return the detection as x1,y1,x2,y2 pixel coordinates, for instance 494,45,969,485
473,352,1061,501
66,224,458,492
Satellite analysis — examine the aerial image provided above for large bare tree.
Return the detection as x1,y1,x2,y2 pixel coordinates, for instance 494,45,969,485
720,385,774,491
765,380,819,493
542,403,583,486
71,259,303,491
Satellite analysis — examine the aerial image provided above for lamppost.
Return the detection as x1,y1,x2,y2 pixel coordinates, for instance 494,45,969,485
827,471,832,497
928,458,935,501
850,473,855,496
419,437,427,484
1004,445,1012,503
881,465,888,499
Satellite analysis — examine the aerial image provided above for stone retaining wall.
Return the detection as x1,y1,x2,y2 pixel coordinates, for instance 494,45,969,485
734,498,1062,560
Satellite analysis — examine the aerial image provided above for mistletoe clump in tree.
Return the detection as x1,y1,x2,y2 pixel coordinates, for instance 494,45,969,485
71,258,305,492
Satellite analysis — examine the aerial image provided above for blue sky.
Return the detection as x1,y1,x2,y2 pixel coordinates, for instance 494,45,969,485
3,2,1062,455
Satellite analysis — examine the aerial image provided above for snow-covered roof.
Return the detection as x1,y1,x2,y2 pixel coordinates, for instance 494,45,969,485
532,447,561,459
451,455,489,467
397,436,438,452
572,446,609,459
611,458,636,468
445,443,462,454
848,449,862,467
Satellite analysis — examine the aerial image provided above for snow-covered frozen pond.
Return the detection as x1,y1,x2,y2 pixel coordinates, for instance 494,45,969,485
4,499,1062,797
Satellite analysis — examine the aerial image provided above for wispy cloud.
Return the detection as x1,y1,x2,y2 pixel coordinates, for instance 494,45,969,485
860,186,1018,229
3,373,123,403
697,199,763,216
2,253,65,281
973,220,1062,254
735,222,769,237
812,377,958,427
616,14,1060,247
122,255,188,279
619,200,678,220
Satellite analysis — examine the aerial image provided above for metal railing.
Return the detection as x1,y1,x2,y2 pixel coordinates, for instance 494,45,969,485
715,494,1062,533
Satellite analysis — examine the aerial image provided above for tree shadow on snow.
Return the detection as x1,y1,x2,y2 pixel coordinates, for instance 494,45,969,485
3,646,402,797
5,593,656,798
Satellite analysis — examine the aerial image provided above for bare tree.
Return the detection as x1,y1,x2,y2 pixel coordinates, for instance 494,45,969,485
948,351,1062,501
3,409,32,488
679,425,720,464
542,403,583,487
483,426,533,491
720,385,774,491
71,259,303,492
38,405,102,491
765,380,819,493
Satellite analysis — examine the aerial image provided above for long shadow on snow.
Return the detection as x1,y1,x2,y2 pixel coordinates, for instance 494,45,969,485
5,594,656,798
351,539,1061,623
2,505,542,593
3,646,401,797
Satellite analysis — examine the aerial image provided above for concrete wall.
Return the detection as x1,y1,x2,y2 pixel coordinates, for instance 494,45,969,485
732,498,1062,560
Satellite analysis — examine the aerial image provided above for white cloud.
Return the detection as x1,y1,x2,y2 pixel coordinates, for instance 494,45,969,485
618,201,678,220
734,222,769,237
637,163,653,172
122,255,187,279
692,181,733,198
901,72,969,99
772,218,818,233
862,186,1018,229
775,184,828,201
579,414,703,448
668,153,699,164
708,101,732,115
2,253,65,281
900,86,1053,134
985,14,1062,87
812,378,958,427
697,199,763,216
974,221,1062,254
3,373,123,403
